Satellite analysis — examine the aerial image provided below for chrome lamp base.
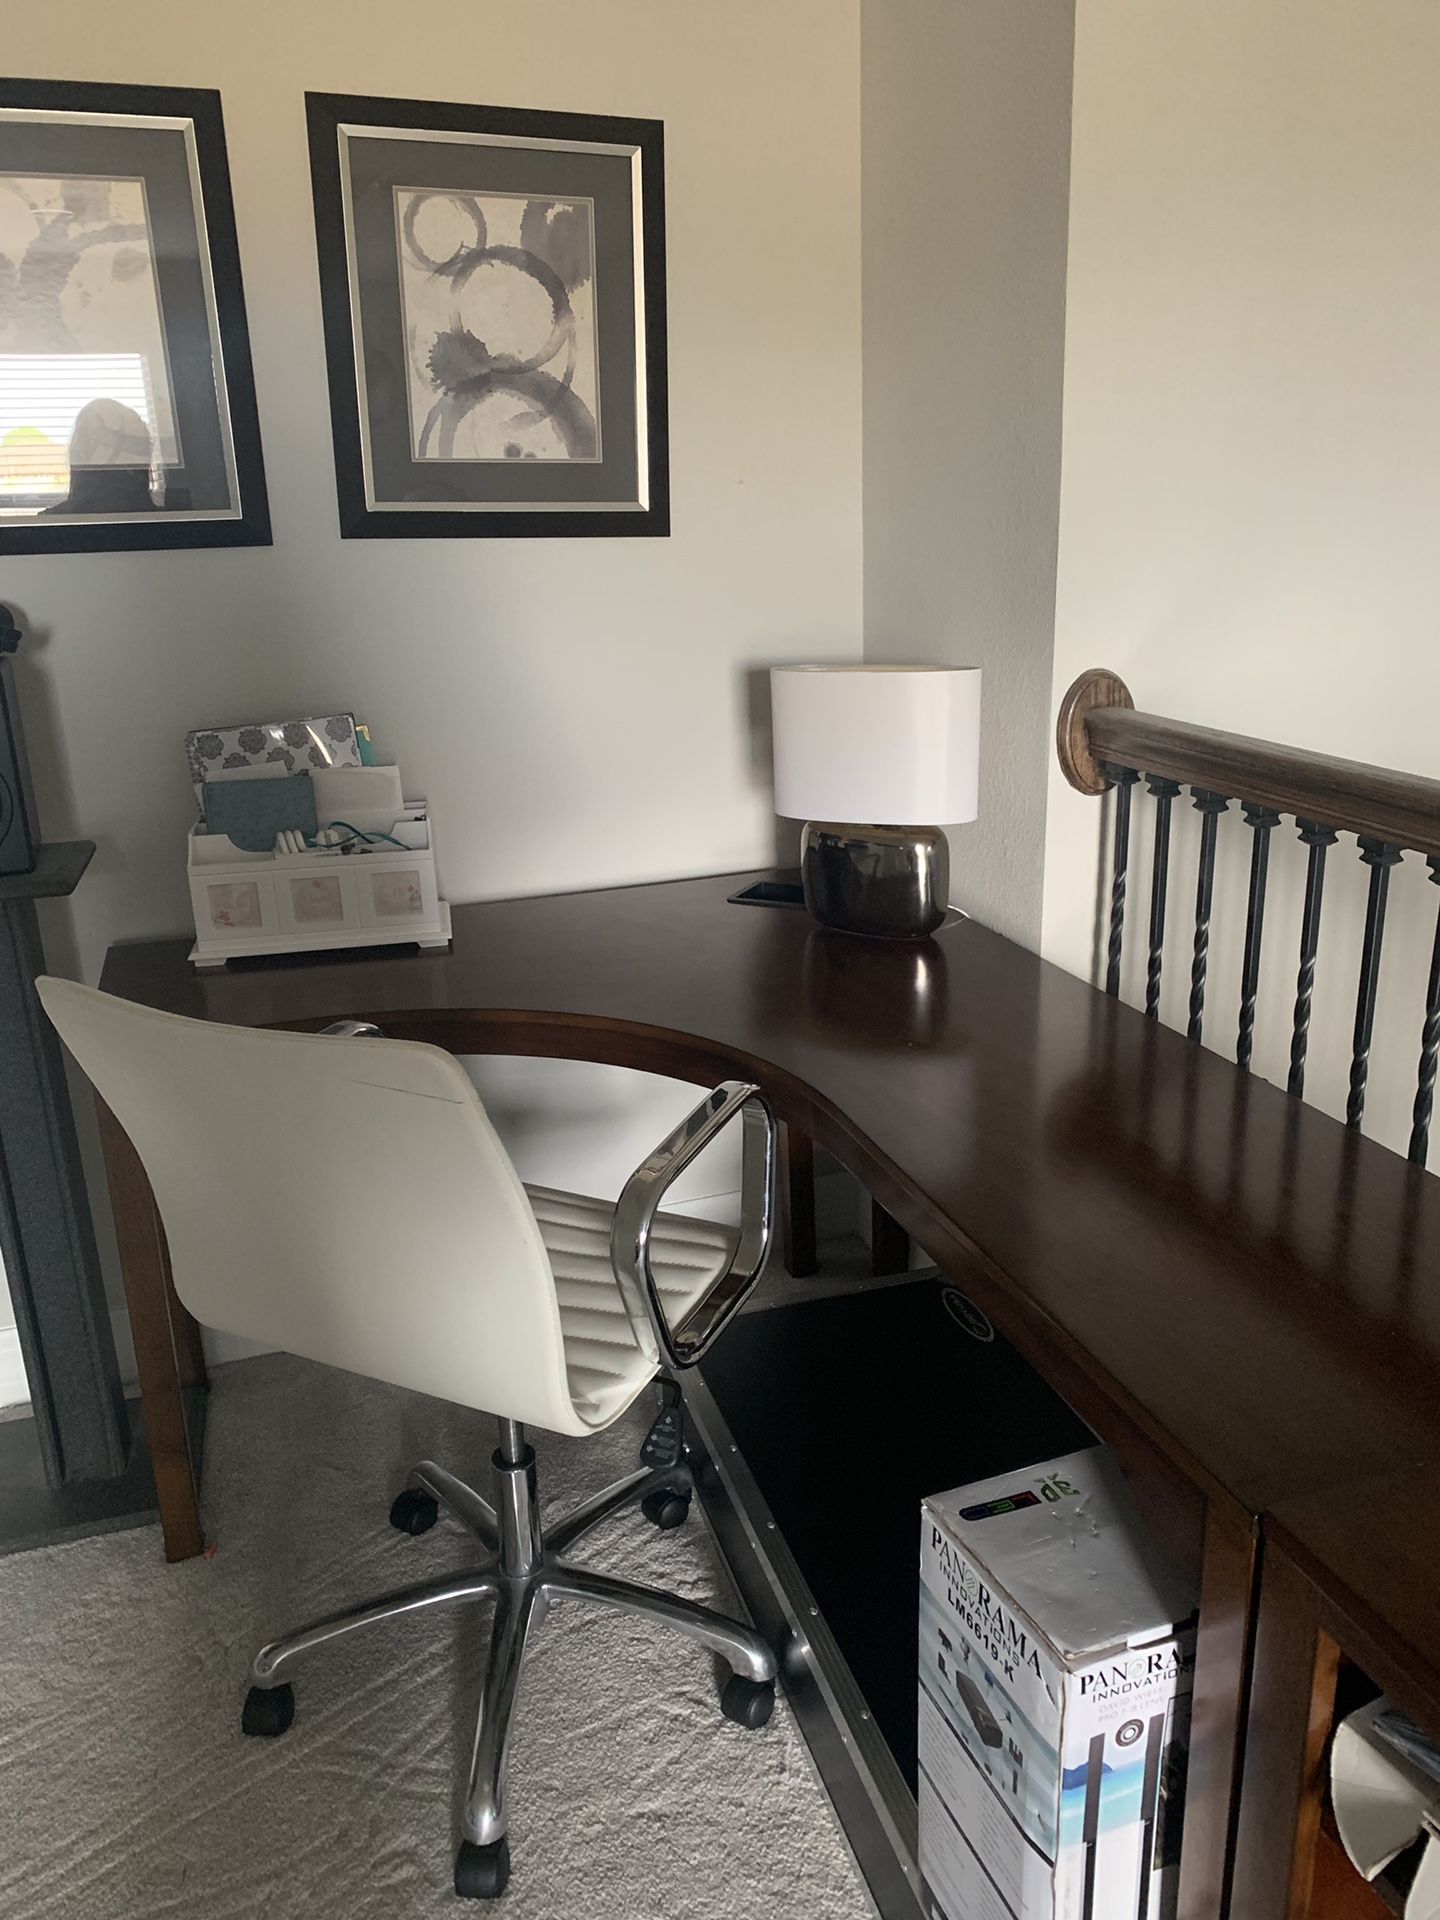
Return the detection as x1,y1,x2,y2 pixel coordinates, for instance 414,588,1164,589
799,821,949,940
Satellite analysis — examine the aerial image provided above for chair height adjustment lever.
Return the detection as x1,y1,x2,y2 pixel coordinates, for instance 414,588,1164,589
641,1379,685,1470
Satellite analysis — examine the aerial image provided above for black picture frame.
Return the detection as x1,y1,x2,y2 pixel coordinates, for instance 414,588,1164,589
0,79,270,555
306,92,669,540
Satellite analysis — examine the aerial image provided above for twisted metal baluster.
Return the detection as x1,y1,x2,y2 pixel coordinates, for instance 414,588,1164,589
1345,838,1403,1130
1288,820,1339,1098
1408,856,1440,1168
1145,776,1180,1019
1105,766,1140,999
1236,804,1280,1071
1187,790,1231,1043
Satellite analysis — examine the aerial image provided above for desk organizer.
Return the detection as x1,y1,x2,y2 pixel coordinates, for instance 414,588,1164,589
187,799,450,968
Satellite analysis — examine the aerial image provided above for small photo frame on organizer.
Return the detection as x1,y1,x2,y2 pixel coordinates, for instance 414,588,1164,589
0,79,270,554
305,91,668,540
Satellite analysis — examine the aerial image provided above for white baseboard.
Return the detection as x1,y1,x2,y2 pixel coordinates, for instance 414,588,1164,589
0,1310,272,1413
0,1323,32,1410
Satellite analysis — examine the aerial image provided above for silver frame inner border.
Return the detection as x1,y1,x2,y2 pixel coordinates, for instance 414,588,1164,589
0,108,244,524
337,124,649,515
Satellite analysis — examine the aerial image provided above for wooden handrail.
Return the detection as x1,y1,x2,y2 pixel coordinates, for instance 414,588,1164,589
1056,668,1440,858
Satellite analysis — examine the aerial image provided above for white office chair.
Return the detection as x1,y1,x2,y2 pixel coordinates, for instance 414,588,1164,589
39,979,780,1900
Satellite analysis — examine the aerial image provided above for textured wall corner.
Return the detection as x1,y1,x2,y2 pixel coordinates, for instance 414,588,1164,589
860,0,1076,948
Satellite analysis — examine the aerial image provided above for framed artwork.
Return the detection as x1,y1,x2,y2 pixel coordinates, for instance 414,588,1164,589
306,92,668,540
0,79,270,555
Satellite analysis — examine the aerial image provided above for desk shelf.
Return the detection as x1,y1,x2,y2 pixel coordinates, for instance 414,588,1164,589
691,1270,1100,1919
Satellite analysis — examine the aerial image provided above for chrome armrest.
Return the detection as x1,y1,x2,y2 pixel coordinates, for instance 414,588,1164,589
320,1020,383,1037
609,1081,777,1371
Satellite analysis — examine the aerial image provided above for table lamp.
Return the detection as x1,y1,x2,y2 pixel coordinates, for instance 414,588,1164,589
770,665,981,939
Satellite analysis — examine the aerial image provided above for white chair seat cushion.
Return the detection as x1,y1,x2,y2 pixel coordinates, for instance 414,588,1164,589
524,1185,734,1426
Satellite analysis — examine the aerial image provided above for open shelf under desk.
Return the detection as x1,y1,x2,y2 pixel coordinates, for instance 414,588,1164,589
690,1270,1099,1918
699,1271,1096,1794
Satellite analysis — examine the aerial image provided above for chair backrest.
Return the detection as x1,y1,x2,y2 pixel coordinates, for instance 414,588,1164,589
39,978,594,1436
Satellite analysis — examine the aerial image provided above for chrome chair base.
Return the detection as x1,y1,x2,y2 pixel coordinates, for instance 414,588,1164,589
242,1416,779,1900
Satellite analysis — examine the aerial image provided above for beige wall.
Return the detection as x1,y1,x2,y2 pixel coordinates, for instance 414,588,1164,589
1043,0,1440,1157
861,0,1074,944
1,0,863,1361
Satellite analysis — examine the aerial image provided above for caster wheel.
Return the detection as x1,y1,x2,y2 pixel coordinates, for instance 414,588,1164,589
455,1836,511,1899
641,1487,691,1531
242,1683,294,1738
720,1673,775,1730
389,1488,439,1536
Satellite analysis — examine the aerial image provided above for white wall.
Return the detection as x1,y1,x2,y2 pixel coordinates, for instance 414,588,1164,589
1,0,863,1358
860,0,1074,944
1043,0,1440,1158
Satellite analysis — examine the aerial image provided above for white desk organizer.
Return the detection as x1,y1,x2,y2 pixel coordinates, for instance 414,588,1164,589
187,796,450,968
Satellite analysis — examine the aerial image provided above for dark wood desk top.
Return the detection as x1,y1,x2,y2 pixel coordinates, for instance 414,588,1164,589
101,870,1440,1528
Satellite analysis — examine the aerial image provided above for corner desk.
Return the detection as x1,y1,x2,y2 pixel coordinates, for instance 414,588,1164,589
96,870,1440,1920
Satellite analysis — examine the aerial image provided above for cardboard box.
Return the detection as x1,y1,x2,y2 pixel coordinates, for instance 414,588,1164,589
919,1448,1196,1920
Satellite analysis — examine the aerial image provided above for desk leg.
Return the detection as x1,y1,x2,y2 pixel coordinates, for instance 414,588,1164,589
96,1096,205,1562
779,1125,818,1277
1179,1502,1262,1920
870,1199,910,1277
163,1238,208,1392
1228,1546,1339,1920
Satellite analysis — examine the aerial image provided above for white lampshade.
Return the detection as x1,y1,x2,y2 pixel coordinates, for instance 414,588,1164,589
770,665,981,825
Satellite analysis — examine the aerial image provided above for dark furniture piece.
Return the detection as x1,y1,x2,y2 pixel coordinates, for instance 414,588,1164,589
92,862,1440,1919
2,841,203,1557
1,848,123,1520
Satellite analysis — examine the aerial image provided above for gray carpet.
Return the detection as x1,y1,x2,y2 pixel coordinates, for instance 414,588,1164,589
0,1355,874,1920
